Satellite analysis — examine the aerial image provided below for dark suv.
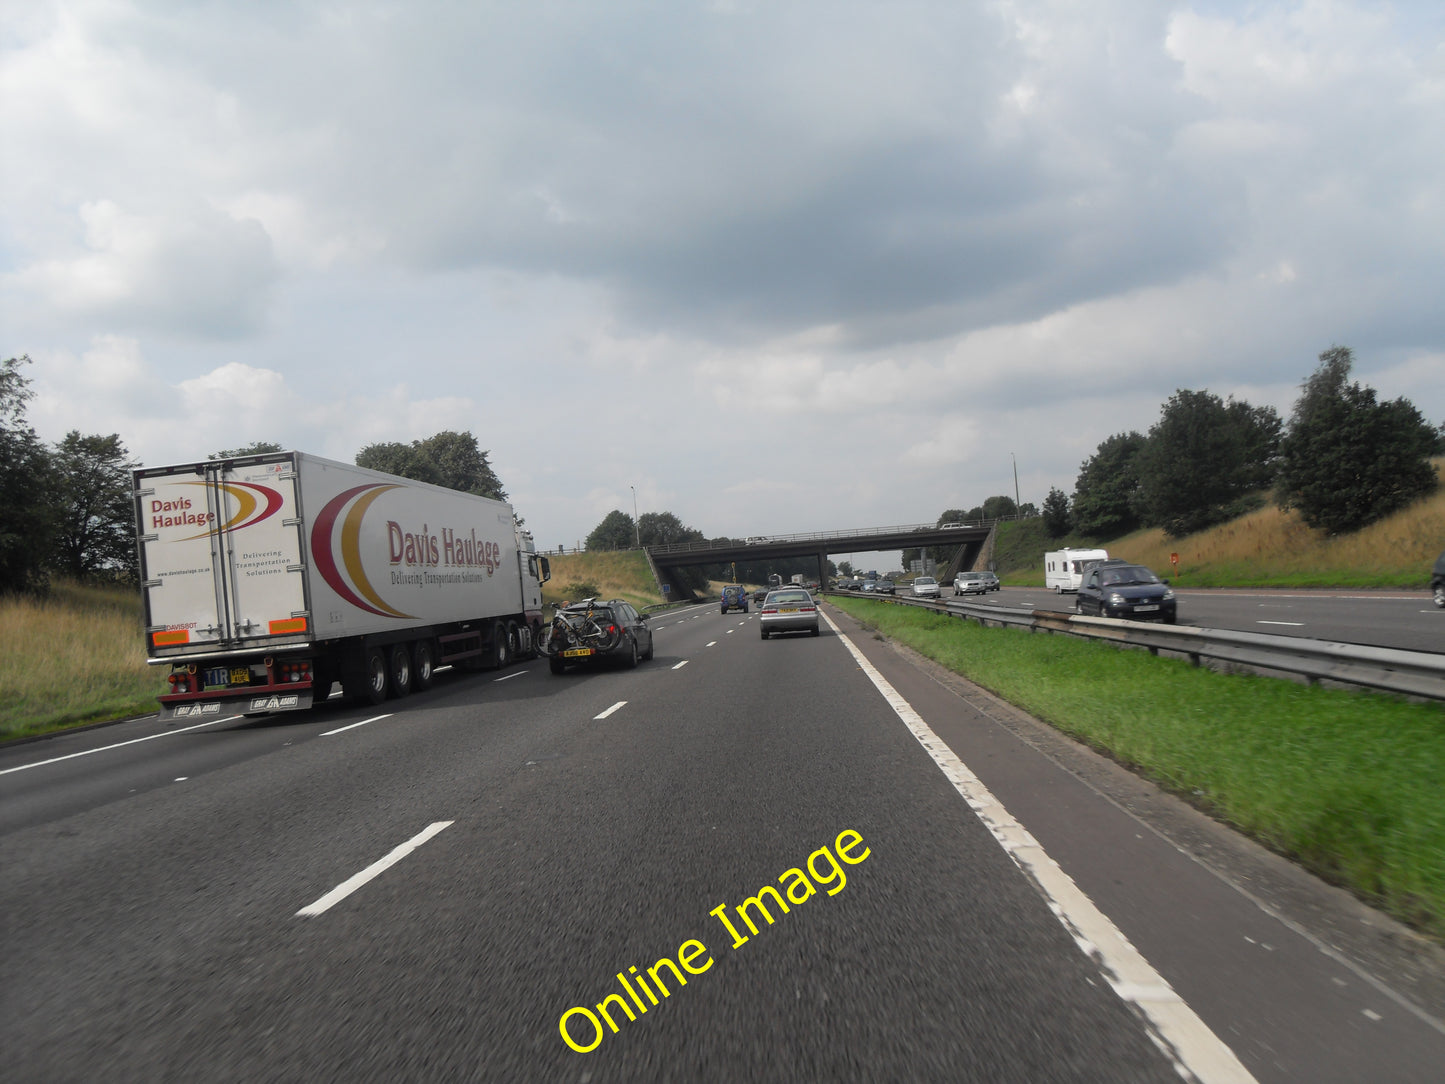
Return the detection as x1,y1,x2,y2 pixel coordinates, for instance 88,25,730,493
547,599,654,673
1075,560,1177,623
720,585,749,613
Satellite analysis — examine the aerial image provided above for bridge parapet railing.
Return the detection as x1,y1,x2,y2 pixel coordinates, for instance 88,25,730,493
646,520,1003,556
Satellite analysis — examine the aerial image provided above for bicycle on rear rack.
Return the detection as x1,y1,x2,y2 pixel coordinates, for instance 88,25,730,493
535,599,622,657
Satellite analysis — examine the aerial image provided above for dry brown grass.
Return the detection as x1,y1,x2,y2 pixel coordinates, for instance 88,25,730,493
541,550,667,610
1106,459,1444,587
1,582,166,739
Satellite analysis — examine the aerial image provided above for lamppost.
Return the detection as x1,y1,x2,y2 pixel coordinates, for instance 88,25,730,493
630,485,641,549
1011,452,1020,515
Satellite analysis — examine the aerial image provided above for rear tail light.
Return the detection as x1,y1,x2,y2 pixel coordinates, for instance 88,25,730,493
279,661,311,683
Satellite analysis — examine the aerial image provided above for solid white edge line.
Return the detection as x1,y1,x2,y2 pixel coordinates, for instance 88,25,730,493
296,821,453,917
821,610,1256,1084
320,713,392,736
0,715,242,776
594,701,627,720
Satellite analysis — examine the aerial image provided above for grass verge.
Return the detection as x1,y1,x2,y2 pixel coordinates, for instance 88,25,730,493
542,550,664,612
1,582,166,742
831,594,1445,941
996,459,1443,588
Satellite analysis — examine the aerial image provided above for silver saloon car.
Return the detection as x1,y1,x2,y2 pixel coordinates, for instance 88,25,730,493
759,589,820,638
911,576,941,598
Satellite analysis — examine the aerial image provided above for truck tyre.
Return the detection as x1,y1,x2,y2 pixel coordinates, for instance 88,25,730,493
345,646,388,706
312,662,333,702
412,640,436,691
388,643,413,698
490,620,512,669
549,656,567,675
506,619,523,661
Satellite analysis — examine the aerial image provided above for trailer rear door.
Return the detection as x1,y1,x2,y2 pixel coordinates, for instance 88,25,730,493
137,456,309,655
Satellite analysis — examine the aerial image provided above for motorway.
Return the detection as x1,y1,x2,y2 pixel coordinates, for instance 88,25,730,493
936,586,1444,654
4,600,1445,1081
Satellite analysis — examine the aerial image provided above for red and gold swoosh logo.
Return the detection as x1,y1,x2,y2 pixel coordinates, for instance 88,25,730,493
171,481,284,541
310,484,415,619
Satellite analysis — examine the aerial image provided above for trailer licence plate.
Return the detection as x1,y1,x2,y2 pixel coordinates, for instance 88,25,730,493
562,648,595,658
204,667,252,687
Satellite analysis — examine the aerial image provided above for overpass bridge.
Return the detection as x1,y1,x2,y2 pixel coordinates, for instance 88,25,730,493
645,522,995,601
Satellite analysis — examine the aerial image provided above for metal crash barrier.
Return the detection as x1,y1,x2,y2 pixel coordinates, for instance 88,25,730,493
832,592,1445,703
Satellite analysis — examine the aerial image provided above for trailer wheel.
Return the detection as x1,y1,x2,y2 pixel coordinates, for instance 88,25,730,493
412,640,436,691
388,643,413,698
490,620,512,669
344,646,388,705
312,662,333,702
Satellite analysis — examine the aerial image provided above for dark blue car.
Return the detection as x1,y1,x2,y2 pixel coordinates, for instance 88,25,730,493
1075,560,1177,623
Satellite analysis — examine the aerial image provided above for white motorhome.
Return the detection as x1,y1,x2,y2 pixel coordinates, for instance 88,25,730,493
1044,548,1109,593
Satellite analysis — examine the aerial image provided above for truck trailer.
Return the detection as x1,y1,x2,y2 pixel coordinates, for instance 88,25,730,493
134,451,550,719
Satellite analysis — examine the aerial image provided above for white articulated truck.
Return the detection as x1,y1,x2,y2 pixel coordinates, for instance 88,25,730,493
134,451,550,719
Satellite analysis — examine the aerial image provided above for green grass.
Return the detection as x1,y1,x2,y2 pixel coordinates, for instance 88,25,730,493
0,582,167,741
831,594,1445,940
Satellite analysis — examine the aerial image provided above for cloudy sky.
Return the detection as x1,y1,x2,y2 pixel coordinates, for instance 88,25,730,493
4,0,1443,554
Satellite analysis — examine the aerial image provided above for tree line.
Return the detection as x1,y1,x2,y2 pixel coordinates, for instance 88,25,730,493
1042,347,1441,541
0,355,512,595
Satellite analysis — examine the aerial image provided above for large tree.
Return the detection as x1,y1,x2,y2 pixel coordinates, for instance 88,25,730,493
1134,390,1281,537
637,511,704,548
1276,347,1438,534
1042,487,1071,538
980,494,1017,520
356,430,507,499
586,510,637,551
50,431,139,581
1071,432,1145,538
211,440,284,458
0,356,55,594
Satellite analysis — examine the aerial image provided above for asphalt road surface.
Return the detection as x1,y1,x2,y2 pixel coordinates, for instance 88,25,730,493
4,600,1444,1081
955,586,1443,653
